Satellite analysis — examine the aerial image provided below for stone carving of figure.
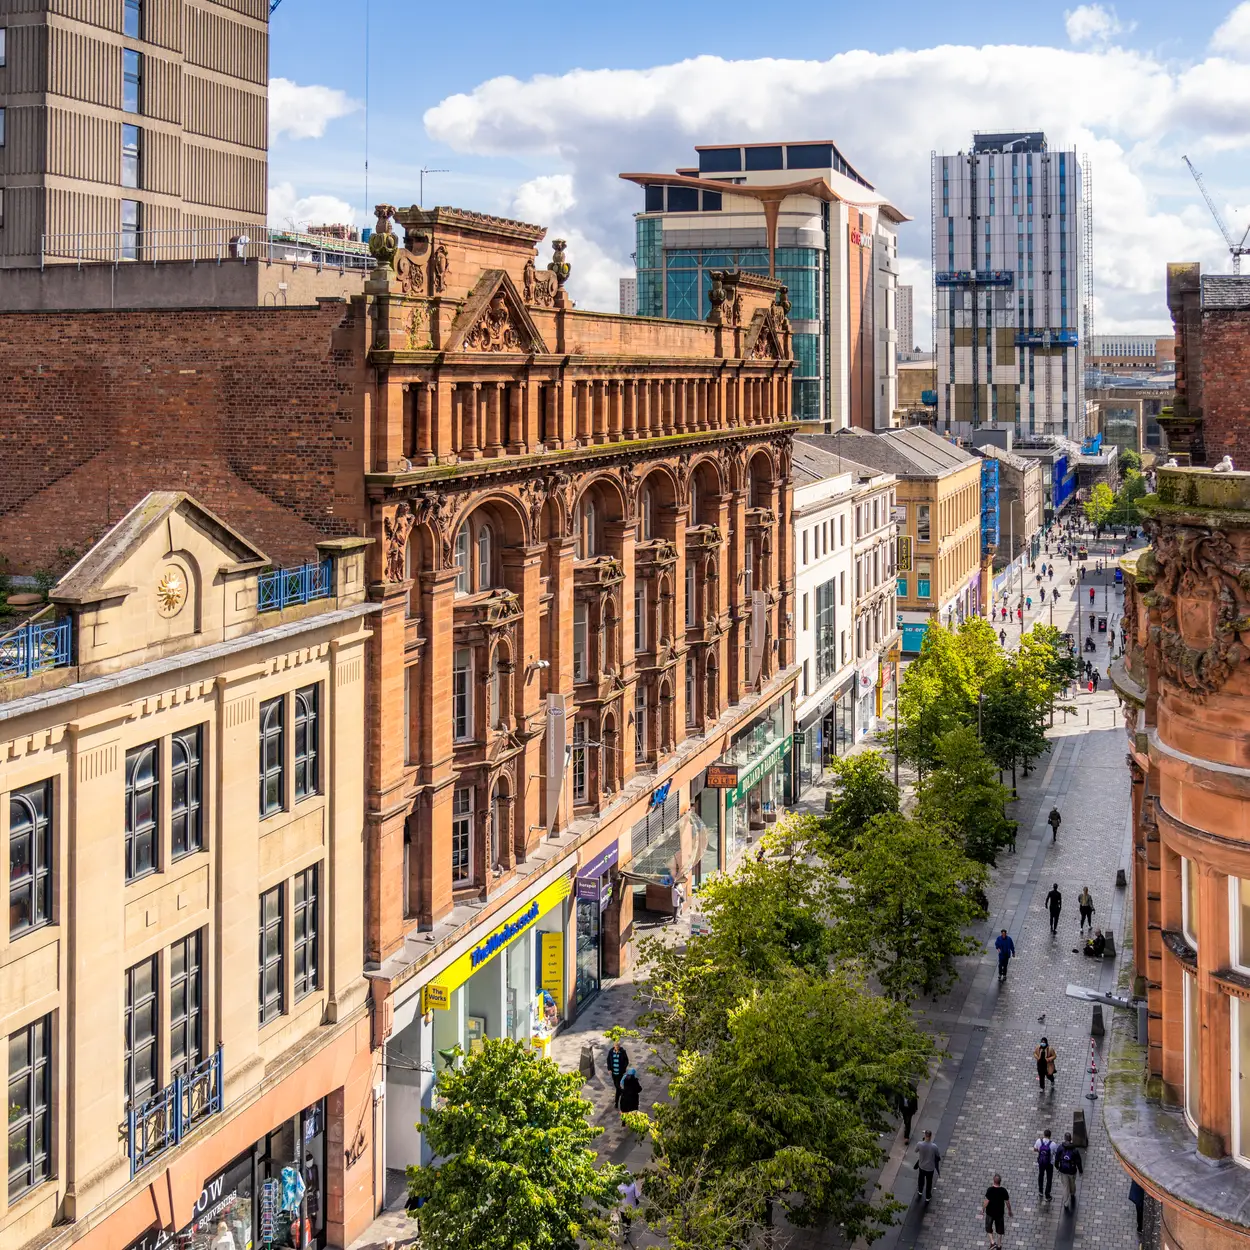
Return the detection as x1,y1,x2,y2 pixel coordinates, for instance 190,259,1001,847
369,205,399,270
431,244,449,294
383,502,415,582
548,239,570,288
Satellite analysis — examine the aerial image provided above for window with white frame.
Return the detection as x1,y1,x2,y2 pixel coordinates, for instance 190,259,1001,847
917,504,931,543
686,562,697,628
452,787,473,884
477,524,493,589
573,601,589,683
571,721,588,802
1184,972,1200,1133
1233,877,1250,972
1234,997,1250,1164
634,685,647,761
454,523,471,594
640,486,655,541
453,649,473,740
685,656,697,726
1182,856,1199,949
689,479,700,524
489,653,503,729
634,583,647,652
575,497,596,560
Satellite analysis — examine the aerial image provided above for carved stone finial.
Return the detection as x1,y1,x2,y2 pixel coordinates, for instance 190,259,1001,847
548,239,570,288
369,205,399,270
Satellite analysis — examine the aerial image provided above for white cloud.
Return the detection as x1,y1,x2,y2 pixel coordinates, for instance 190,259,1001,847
270,77,360,141
268,182,358,232
420,33,1250,331
1064,4,1134,46
1212,1,1250,58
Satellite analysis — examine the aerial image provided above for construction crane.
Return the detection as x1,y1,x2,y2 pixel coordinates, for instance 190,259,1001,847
1184,155,1250,274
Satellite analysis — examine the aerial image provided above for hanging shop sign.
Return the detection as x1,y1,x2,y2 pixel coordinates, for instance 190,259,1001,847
897,535,913,572
578,841,619,884
540,931,564,1001
705,763,740,788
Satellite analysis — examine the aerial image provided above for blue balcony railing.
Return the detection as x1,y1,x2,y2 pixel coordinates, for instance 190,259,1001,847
257,559,332,612
128,1047,223,1176
0,616,73,680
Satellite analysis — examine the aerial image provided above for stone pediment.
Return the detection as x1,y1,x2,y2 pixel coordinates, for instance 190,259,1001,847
446,270,549,355
744,307,784,360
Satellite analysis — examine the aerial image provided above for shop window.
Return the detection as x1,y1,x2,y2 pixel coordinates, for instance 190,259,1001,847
918,504,931,542
453,649,473,740
7,1014,51,1198
125,954,159,1106
259,885,284,1025
1184,973,1200,1134
573,602,589,683
9,779,52,938
259,697,285,817
452,788,473,884
293,865,319,1000
125,741,159,881
294,685,319,799
170,929,203,1078
171,727,202,858
571,722,588,802
1182,856,1199,949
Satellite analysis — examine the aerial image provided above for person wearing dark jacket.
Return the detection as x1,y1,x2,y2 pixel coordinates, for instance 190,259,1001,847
1055,1133,1084,1211
606,1040,630,1108
895,1086,919,1144
995,930,1016,981
1044,883,1063,935
618,1067,642,1115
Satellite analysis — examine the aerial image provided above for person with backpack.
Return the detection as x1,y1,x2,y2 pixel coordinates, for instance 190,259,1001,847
995,930,1016,982
1078,886,1095,933
914,1129,941,1202
1044,883,1063,935
1055,1133,1083,1210
1033,1037,1057,1090
1034,1129,1056,1201
1047,807,1062,843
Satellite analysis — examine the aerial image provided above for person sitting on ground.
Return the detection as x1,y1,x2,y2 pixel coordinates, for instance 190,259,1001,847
1082,929,1107,958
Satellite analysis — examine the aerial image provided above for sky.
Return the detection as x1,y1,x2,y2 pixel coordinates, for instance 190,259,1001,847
266,0,1250,338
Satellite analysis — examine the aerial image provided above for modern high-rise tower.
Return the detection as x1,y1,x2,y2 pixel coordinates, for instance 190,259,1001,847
932,132,1090,438
897,284,914,354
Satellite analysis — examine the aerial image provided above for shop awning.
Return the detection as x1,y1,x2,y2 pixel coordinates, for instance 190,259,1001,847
621,810,710,885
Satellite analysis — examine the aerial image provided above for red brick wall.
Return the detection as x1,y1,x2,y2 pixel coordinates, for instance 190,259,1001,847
1201,310,1250,467
0,300,368,575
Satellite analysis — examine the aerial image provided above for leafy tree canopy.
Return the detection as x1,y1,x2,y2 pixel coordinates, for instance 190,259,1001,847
916,726,1016,864
1083,481,1116,530
817,750,899,849
1119,448,1143,473
979,658,1051,791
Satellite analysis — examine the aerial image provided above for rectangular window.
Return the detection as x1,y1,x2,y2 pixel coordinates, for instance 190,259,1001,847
0,107,5,148
293,865,319,1000
571,722,587,802
1235,878,1250,972
573,601,589,683
294,684,319,799
452,788,472,884
9,780,52,937
259,697,284,817
897,576,908,598
123,0,142,38
170,727,202,859
917,504,931,543
169,930,202,1078
1182,857,1199,949
7,1015,51,1198
125,742,159,881
814,579,837,685
685,562,697,627
802,660,809,697
634,584,646,652
686,657,697,724
453,649,472,740
802,531,808,565
918,575,931,599
121,123,141,188
121,198,140,260
1185,973,1200,1132
125,955,159,1107
258,886,284,1025
801,593,809,631
634,686,647,761
122,49,142,113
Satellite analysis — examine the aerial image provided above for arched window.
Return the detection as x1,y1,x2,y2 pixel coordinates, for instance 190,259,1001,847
454,523,471,594
125,742,159,880
477,524,493,590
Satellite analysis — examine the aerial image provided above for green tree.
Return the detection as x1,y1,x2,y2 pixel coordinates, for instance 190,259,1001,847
1109,468,1148,528
828,813,987,1001
407,1038,624,1250
1083,481,1116,532
1119,448,1143,474
916,727,1016,864
979,658,1051,793
896,625,977,774
818,751,899,849
1022,623,1080,697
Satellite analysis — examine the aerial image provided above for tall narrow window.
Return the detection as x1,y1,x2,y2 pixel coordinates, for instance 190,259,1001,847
125,742,159,881
634,583,647,652
120,198,140,260
573,602,589,682
640,487,654,541
9,780,52,937
634,685,647,761
125,955,159,1107
917,504,931,542
571,721,588,802
0,108,6,148
293,865,319,1000
294,685,319,799
258,886,284,1025
686,562,697,628
689,480,700,524
7,1015,51,1198
454,523,471,594
1182,857,1199,949
1184,973,1200,1133
169,929,203,1078
744,542,754,597
451,788,472,884
121,123,141,189
123,0,142,38
259,697,285,817
171,727,202,858
477,524,492,590
685,656,697,726
489,654,503,729
575,498,596,559
453,649,472,740
122,49,142,114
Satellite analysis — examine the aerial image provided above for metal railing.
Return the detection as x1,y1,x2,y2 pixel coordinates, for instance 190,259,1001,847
257,559,333,612
40,227,374,273
0,614,73,680
127,1047,223,1177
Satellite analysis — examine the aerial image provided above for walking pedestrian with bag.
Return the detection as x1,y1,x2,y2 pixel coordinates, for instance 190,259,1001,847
1078,886,1095,933
1055,1133,1083,1211
1033,1037,1057,1090
606,1038,630,1108
914,1130,940,1203
1034,1129,1056,1201
1044,883,1063,935
983,1174,1012,1250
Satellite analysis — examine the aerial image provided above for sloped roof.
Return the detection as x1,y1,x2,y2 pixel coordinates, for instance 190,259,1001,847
1202,275,1250,311
799,427,971,479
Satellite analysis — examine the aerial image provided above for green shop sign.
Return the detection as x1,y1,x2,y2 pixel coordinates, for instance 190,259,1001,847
725,736,792,809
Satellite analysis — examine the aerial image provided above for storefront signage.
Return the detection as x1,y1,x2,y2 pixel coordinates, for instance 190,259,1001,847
705,763,740,788
424,875,571,1002
725,736,791,810
125,1149,257,1250
650,780,671,809
578,841,619,883
422,983,450,1012
897,535,913,572
575,877,602,902
541,931,564,1000
857,656,879,696
850,227,872,248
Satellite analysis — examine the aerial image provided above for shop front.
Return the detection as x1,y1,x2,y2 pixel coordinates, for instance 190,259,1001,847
125,1101,329,1250
899,610,933,655
574,841,618,1011
717,693,793,860
795,696,832,797
854,656,879,741
385,868,573,1169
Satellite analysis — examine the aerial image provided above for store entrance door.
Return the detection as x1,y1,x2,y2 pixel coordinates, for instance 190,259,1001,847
574,897,601,1008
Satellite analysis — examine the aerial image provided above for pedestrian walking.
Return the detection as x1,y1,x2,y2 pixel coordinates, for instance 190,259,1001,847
1089,586,1096,604
1033,1037,1057,1090
1092,670,1101,692
1026,596,1032,611
617,1177,642,1245
999,628,1007,646
995,929,1016,982
1049,568,1054,581
1044,882,1063,934
914,1130,940,1202
1016,606,1023,623
983,1174,1012,1249
1034,1129,1056,1201
1055,1133,1083,1211
896,1086,919,1144
1047,806,1062,842
606,1038,630,1108
1001,605,1007,622
1128,1179,1145,1233
618,1067,643,1115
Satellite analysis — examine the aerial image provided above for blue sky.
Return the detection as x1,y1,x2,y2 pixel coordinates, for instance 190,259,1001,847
266,1,1250,334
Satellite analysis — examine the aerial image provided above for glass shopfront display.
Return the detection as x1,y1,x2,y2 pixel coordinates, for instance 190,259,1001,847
719,693,793,861
574,896,601,1008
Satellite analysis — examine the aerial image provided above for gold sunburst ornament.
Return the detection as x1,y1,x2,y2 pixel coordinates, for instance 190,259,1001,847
156,568,186,616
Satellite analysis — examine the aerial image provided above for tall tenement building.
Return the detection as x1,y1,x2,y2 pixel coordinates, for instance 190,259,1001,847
0,0,269,268
622,140,908,431
932,132,1090,438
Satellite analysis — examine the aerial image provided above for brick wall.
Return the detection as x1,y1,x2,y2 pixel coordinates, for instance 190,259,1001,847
1200,310,1250,467
0,299,368,575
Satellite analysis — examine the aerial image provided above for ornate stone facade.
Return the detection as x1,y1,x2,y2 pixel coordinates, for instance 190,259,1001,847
1110,466,1250,1248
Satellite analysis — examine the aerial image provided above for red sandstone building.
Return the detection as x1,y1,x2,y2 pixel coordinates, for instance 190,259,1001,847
1109,269,1250,1248
0,203,799,1242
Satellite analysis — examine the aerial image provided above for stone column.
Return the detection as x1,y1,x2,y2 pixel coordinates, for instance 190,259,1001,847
623,380,638,440
608,380,624,440
461,384,481,459
509,382,526,454
485,382,504,457
415,383,435,463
